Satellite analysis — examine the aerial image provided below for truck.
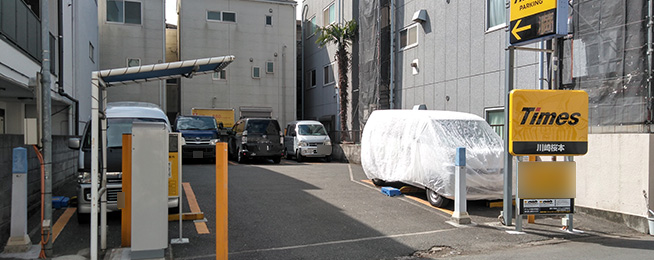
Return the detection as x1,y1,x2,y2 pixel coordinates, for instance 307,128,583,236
191,107,235,141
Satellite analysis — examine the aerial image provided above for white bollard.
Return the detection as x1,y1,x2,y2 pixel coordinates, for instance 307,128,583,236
451,147,472,225
5,147,31,253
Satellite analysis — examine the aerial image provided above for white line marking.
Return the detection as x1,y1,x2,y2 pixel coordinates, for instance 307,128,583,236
229,228,457,255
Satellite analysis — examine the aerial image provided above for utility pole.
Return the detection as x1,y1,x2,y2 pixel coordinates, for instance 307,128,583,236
40,0,53,256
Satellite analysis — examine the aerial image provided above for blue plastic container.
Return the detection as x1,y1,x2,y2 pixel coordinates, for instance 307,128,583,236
381,187,402,197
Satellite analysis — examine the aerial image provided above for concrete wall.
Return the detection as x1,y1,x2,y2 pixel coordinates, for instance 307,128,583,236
99,0,166,107
0,135,78,250
70,0,99,132
395,0,538,117
178,0,297,127
575,133,654,232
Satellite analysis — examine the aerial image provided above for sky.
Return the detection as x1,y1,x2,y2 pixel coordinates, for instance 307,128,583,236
165,0,303,25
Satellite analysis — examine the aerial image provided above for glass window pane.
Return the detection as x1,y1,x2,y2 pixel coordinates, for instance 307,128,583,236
408,26,417,45
487,0,505,29
266,62,274,73
323,8,329,26
266,15,272,25
253,67,260,78
399,29,407,48
329,4,336,24
311,70,316,86
223,12,236,22
107,0,124,23
208,11,221,21
220,70,226,79
124,1,141,24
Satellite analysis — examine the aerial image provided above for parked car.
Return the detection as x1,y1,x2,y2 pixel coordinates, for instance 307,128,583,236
67,102,178,223
228,118,284,164
284,120,332,162
174,115,220,161
361,109,505,207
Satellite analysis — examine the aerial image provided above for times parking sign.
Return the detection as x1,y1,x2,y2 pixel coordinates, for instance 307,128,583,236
508,90,589,156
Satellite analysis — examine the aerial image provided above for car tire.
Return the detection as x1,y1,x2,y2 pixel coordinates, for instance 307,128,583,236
325,155,332,162
272,156,281,164
77,211,90,224
426,188,449,208
296,150,303,162
371,178,386,186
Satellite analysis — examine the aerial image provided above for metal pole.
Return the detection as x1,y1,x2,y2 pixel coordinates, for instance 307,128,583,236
503,41,515,228
647,0,653,129
565,155,574,231
515,156,523,232
90,73,100,260
40,0,53,255
101,87,107,250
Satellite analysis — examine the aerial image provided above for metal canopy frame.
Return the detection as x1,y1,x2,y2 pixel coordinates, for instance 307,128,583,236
88,55,235,260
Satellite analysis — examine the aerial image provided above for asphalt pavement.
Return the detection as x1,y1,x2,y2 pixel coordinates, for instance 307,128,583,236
1,159,652,259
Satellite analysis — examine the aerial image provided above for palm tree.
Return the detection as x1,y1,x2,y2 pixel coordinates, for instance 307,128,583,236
315,20,357,142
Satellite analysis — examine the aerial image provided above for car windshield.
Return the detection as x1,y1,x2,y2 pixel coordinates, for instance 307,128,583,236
82,118,168,148
176,117,217,130
298,124,328,136
246,120,280,135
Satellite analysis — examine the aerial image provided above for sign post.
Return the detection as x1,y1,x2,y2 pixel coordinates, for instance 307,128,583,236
508,89,588,232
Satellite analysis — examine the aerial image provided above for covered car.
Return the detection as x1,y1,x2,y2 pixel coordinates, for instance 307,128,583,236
361,110,505,206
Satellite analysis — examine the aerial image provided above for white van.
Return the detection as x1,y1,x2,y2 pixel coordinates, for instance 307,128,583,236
68,102,177,223
284,121,332,162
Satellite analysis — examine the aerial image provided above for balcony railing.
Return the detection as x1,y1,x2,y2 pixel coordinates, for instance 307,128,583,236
0,0,42,61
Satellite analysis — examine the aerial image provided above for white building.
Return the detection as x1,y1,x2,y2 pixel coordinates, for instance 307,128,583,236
178,0,297,126
301,0,359,140
0,0,98,136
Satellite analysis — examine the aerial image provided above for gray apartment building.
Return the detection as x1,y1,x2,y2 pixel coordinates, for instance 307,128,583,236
177,0,297,126
98,0,168,113
303,0,654,233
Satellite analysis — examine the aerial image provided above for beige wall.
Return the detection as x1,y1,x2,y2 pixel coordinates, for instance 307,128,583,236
576,134,654,218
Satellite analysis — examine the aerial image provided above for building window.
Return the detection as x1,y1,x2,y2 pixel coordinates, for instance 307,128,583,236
252,67,261,78
266,15,273,26
213,70,227,80
323,64,334,85
307,69,317,88
266,61,274,74
207,11,221,21
89,42,95,62
323,3,335,26
127,58,140,67
106,0,142,25
306,16,317,38
207,11,236,22
223,12,236,22
487,0,506,31
399,24,418,50
485,108,504,139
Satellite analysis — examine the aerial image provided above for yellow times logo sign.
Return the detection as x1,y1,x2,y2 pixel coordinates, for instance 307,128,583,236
510,0,557,21
509,90,589,156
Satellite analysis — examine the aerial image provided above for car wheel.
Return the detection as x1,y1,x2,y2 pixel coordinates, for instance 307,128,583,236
77,210,90,224
426,188,449,208
324,155,332,162
296,150,303,162
371,178,386,186
272,156,281,164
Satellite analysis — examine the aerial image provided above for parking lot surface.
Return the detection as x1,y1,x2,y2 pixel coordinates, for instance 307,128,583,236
3,159,653,260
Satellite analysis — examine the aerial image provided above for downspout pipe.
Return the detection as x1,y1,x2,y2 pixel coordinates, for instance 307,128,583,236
389,0,395,109
647,0,653,130
58,0,79,136
301,4,308,119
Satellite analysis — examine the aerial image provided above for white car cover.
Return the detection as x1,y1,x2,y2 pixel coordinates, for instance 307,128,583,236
361,110,505,200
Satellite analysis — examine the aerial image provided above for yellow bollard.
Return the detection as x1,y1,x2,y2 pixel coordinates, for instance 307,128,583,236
121,134,132,247
216,143,228,260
